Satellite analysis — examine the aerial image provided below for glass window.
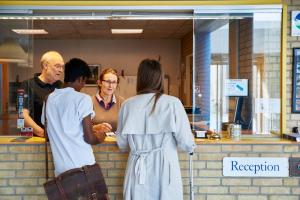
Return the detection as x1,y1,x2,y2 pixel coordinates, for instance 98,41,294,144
0,18,33,135
0,10,193,136
192,10,282,136
0,7,282,137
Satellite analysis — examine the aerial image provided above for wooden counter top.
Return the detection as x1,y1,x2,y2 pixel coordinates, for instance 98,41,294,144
0,135,297,145
0,135,118,145
195,137,296,144
0,136,45,144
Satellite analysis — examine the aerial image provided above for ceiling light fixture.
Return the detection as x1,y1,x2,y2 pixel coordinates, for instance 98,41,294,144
111,29,143,34
12,29,48,34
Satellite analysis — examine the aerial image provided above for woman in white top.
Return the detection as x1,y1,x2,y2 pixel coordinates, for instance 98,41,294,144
117,59,195,200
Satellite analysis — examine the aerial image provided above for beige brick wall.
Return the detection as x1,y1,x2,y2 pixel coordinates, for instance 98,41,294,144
0,143,299,200
287,0,300,131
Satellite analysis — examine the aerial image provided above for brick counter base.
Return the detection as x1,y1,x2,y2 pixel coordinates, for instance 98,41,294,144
0,143,299,200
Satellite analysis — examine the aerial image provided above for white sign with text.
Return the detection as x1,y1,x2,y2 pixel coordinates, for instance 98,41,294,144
225,79,248,96
223,157,289,177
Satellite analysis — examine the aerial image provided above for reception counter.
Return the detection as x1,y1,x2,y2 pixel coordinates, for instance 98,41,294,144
0,136,299,200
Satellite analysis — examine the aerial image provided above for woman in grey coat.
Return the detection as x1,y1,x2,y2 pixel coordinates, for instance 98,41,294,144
117,59,195,200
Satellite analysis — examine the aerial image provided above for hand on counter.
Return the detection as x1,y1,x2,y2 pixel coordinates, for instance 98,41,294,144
94,132,106,143
93,123,112,143
93,123,112,134
23,108,45,138
35,127,45,138
191,121,209,130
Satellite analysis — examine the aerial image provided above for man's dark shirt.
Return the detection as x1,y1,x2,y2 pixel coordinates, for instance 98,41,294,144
21,73,62,128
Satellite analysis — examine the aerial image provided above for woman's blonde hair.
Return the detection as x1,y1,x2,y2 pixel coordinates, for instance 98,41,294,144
99,68,120,83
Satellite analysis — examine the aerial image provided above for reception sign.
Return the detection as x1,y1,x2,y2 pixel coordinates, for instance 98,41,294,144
223,157,289,177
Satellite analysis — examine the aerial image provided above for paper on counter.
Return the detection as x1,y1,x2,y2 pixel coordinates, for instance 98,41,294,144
105,132,116,137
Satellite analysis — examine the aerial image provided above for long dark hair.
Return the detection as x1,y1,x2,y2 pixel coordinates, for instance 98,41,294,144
136,59,164,113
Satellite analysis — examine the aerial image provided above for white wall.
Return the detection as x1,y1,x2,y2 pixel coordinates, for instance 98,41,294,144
29,39,181,96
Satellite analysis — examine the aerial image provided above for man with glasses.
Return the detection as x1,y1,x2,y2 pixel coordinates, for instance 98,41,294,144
21,51,64,137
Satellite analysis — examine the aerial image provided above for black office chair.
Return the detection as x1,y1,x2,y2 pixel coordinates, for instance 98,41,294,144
234,97,252,130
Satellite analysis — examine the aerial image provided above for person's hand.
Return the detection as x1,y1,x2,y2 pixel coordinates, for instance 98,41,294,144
35,127,45,138
93,123,112,134
94,131,106,143
93,123,112,143
190,121,209,130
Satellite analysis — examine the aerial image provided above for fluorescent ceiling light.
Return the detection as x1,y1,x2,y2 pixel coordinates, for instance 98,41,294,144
111,29,143,34
12,29,48,34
